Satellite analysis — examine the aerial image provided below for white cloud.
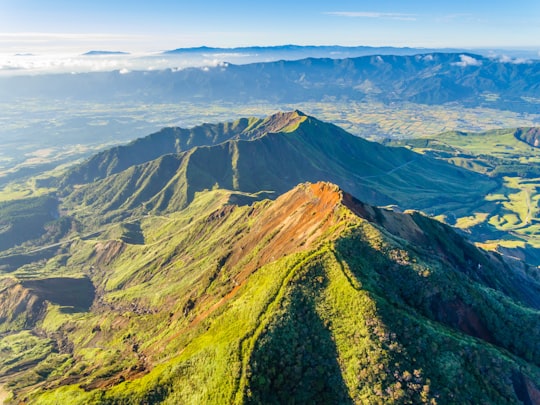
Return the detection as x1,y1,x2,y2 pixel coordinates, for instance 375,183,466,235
0,50,242,76
325,11,417,21
0,32,144,41
497,54,531,64
452,54,482,67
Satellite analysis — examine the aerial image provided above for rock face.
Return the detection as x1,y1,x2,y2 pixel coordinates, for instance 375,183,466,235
515,127,540,147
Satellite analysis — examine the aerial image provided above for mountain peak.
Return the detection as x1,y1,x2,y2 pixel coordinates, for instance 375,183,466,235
258,110,308,134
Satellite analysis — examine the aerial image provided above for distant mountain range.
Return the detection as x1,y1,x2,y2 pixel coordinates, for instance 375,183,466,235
164,44,458,54
82,51,130,56
162,44,467,59
2,52,538,112
162,44,540,60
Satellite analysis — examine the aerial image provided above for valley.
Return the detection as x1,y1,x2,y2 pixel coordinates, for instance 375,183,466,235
385,127,540,263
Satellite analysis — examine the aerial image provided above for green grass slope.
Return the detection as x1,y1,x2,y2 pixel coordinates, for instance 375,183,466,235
63,111,496,227
60,112,307,186
1,182,539,404
0,196,63,252
384,127,540,264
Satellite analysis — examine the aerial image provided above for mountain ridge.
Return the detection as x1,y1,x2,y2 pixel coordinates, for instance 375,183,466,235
2,53,539,112
61,111,307,186
2,112,540,403
2,181,539,403
61,111,496,224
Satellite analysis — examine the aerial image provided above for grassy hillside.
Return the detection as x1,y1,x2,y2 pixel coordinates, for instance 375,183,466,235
62,111,496,228
384,127,540,264
1,113,539,403
1,182,538,404
60,112,306,186
0,196,63,252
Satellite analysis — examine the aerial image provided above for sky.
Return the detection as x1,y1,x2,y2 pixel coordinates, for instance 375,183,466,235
1,0,539,51
0,0,539,74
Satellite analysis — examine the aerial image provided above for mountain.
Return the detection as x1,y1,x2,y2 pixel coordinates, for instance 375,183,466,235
162,45,540,60
82,51,130,56
61,111,496,224
1,53,539,112
2,113,539,403
162,44,464,57
60,113,305,185
1,181,539,404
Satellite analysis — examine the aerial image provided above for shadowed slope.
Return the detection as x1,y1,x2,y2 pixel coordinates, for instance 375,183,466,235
63,111,496,226
61,111,308,186
515,127,540,148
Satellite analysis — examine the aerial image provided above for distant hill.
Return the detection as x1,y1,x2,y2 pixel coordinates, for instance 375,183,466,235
82,50,130,56
61,111,496,222
1,53,539,112
163,44,462,56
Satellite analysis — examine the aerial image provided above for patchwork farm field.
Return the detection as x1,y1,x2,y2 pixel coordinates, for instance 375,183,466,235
387,128,540,261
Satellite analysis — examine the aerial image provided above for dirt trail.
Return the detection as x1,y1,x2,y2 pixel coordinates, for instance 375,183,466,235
0,385,10,404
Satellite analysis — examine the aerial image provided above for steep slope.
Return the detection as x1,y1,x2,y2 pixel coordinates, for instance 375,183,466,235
0,196,61,252
0,277,94,332
515,127,540,148
61,112,306,185
63,111,496,225
2,182,539,404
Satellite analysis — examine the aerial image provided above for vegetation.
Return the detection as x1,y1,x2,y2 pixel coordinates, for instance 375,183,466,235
384,127,540,264
1,112,540,403
60,111,496,231
0,195,60,252
0,181,538,404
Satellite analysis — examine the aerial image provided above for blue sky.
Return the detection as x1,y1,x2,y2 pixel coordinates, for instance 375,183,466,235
0,0,539,52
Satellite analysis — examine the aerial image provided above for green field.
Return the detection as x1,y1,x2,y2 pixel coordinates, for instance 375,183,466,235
386,128,540,260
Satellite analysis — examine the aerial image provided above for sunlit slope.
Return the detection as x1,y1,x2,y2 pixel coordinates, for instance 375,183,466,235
63,111,496,224
2,182,538,404
385,126,540,264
